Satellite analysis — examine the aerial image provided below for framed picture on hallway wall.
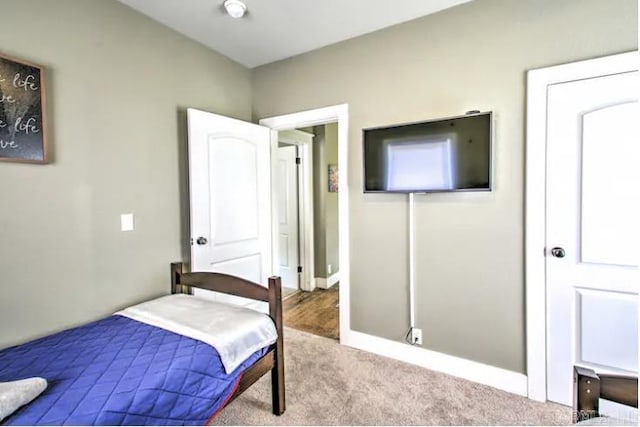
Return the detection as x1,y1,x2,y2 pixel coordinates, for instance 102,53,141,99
328,164,338,192
0,52,48,163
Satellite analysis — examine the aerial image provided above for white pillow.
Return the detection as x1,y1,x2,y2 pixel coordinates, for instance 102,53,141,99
116,294,277,374
0,377,48,422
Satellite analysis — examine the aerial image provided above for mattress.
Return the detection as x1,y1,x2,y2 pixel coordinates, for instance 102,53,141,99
0,315,268,425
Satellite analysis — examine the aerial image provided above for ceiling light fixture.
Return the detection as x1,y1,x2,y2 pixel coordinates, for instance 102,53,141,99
223,0,247,19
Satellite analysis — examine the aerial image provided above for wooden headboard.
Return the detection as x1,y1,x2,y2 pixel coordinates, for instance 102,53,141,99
574,366,638,422
171,262,275,301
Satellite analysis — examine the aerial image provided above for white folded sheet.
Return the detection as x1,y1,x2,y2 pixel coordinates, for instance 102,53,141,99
115,294,277,374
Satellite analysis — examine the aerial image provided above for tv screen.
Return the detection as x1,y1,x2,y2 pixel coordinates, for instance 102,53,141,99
363,112,492,193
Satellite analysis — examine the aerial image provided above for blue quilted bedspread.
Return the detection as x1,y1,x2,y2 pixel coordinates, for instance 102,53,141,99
0,315,267,425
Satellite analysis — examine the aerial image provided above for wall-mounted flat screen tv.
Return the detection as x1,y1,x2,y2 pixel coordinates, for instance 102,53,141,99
363,112,492,193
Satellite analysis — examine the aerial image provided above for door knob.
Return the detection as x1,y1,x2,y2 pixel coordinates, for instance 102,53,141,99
550,247,565,258
196,237,208,245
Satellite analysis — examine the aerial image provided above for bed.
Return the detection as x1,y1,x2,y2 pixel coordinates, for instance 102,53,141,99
0,262,285,425
574,365,637,424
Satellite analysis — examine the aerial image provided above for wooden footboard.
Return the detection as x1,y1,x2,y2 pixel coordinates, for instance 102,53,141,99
170,262,285,416
574,365,637,422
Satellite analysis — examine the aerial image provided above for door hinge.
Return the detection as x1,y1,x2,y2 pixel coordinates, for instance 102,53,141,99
297,266,303,273
296,157,301,165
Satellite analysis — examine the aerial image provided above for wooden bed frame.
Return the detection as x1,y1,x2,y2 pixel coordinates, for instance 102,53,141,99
170,262,285,416
574,366,637,423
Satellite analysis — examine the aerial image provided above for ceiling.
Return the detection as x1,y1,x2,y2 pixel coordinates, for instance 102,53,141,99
118,0,472,68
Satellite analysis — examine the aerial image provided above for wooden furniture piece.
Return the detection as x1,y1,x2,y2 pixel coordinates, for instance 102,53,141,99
170,262,285,416
574,366,637,423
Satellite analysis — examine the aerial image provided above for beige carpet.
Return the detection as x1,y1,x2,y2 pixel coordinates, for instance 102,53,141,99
212,327,572,426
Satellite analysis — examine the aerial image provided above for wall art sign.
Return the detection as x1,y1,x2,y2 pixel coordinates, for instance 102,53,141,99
0,52,48,163
328,164,338,193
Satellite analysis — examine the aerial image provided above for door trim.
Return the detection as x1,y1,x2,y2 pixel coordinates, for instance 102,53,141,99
525,51,638,401
260,104,350,343
277,130,315,292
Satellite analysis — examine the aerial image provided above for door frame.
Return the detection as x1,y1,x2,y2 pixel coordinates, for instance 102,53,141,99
277,129,315,292
260,104,350,342
525,51,638,401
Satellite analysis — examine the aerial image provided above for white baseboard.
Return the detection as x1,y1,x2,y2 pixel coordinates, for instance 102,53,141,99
316,272,339,289
327,272,339,287
341,330,528,397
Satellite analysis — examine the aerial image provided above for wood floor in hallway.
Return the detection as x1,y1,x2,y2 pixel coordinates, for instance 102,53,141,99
283,284,339,340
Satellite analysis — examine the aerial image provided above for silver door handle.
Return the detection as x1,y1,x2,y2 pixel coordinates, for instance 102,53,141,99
196,237,208,245
551,247,565,258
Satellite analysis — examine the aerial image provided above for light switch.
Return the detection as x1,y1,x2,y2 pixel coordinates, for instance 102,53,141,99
120,213,134,232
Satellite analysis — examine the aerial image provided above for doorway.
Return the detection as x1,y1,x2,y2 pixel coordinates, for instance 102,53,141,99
525,52,639,407
277,124,340,340
261,104,350,343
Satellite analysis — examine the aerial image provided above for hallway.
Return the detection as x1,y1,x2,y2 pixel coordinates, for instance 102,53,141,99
283,285,339,340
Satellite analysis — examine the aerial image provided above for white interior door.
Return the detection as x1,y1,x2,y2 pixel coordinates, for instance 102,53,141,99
271,129,315,292
276,145,300,289
546,71,639,406
187,108,272,307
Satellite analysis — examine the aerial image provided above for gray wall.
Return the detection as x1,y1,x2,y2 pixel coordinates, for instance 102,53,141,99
0,0,251,349
251,0,638,373
312,126,328,276
312,123,340,278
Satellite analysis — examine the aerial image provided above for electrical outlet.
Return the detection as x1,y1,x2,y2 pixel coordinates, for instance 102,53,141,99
327,264,332,274
411,328,423,346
